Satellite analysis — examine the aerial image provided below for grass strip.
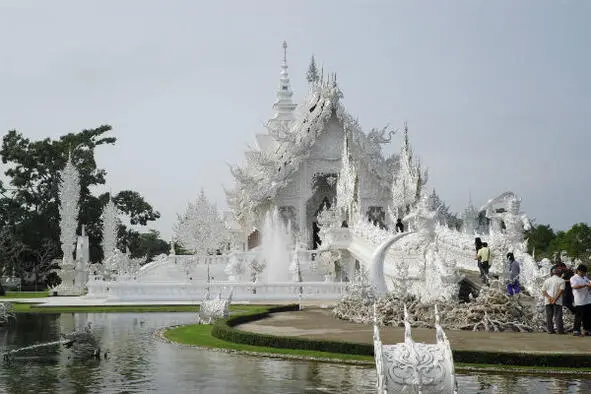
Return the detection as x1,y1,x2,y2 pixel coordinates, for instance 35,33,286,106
1,291,49,298
164,319,591,373
206,305,591,369
164,323,373,363
8,303,267,314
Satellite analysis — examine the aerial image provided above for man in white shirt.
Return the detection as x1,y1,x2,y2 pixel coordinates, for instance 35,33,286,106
569,264,591,336
542,267,565,334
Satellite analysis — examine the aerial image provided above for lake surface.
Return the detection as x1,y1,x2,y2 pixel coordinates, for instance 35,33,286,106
0,312,590,393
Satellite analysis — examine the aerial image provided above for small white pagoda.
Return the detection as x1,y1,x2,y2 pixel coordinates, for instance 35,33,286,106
226,42,419,250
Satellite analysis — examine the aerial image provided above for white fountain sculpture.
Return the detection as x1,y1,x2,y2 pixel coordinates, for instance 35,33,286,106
197,288,234,324
225,252,246,282
373,304,457,394
74,225,90,291
288,242,303,282
261,208,292,283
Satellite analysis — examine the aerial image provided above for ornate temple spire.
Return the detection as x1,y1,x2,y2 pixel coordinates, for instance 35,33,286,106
270,41,297,124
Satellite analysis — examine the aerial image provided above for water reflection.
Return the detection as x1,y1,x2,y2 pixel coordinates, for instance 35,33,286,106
0,312,590,393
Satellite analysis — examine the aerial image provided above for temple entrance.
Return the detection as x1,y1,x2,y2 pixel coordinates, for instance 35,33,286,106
306,173,337,249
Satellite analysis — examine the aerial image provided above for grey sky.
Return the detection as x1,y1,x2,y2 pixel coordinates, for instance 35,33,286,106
1,1,589,239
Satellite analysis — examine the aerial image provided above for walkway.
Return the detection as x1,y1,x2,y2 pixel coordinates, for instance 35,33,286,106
236,308,591,355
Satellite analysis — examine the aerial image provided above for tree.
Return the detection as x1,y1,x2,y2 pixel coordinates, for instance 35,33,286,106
547,223,591,261
127,230,170,263
0,226,27,292
0,127,161,272
524,224,556,258
306,55,319,84
174,190,227,255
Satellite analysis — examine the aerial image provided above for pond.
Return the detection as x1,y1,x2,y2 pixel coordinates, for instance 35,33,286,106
0,312,590,393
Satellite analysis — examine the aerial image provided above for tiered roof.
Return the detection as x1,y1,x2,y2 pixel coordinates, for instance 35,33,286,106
225,44,400,228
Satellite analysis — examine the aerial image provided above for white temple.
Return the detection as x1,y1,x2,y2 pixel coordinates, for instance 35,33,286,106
78,42,543,304
225,41,404,251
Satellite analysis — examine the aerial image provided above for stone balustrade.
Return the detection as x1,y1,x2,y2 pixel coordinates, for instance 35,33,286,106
86,279,348,302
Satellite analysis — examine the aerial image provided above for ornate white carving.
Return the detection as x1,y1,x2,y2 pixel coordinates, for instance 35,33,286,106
54,156,84,296
197,289,233,324
374,304,457,394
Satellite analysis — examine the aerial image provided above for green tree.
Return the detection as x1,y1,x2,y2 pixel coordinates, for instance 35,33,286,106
524,224,556,258
548,223,591,261
0,126,161,272
127,230,170,263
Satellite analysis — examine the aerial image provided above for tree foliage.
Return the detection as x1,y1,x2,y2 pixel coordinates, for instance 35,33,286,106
526,222,591,262
127,230,170,263
524,224,555,258
0,126,164,285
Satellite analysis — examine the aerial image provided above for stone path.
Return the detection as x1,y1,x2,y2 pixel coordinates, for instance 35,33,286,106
237,308,591,355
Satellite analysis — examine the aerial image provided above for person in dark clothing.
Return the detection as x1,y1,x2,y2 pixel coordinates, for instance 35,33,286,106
558,262,576,314
475,237,483,252
341,220,348,228
395,218,404,233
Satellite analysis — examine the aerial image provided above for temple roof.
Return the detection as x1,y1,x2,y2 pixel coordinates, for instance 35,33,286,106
226,48,399,227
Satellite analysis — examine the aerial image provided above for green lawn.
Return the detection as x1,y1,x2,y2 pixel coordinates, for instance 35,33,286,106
164,323,374,363
1,291,49,298
164,324,591,373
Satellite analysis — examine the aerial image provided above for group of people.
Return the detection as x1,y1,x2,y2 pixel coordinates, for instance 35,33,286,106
474,238,591,335
542,260,591,336
474,237,521,294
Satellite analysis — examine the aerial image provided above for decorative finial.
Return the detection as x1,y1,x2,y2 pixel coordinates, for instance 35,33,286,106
282,41,287,64
269,40,296,122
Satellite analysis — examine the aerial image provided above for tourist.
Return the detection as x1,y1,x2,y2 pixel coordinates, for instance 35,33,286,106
557,261,576,314
395,218,404,233
476,242,491,283
542,267,565,334
505,253,521,296
474,237,483,252
569,264,591,336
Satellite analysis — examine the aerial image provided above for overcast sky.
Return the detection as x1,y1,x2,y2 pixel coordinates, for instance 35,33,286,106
1,1,589,239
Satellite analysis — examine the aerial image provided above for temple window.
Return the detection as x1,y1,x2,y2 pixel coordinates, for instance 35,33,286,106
367,206,387,230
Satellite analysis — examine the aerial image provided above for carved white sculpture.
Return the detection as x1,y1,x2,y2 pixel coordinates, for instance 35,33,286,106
54,155,83,296
0,302,16,324
101,197,119,269
197,289,233,324
373,304,457,394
